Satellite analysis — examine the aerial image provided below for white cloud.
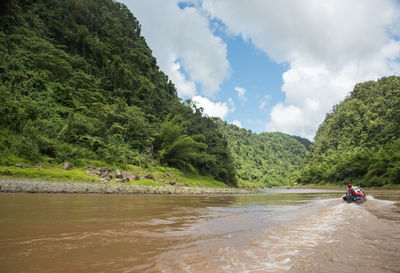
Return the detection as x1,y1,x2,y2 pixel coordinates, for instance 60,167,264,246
228,97,236,113
192,96,233,119
234,86,247,101
231,120,243,128
268,104,305,131
259,95,271,110
169,60,196,96
120,0,230,97
267,104,314,139
202,0,400,139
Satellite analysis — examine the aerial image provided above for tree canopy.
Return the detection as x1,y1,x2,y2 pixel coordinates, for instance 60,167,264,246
215,120,311,187
0,0,238,186
296,76,400,187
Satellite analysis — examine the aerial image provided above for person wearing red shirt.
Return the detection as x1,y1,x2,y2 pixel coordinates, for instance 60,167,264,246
343,183,358,203
347,184,357,197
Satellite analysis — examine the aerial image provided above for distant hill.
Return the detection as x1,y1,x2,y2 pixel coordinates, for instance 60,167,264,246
215,120,311,187
297,76,400,187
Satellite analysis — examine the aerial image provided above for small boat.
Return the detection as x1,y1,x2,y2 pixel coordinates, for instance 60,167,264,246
342,185,366,204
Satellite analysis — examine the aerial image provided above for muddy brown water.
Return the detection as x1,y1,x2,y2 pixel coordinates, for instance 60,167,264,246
0,189,399,273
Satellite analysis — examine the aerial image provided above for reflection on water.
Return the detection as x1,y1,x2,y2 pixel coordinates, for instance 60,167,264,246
0,189,399,272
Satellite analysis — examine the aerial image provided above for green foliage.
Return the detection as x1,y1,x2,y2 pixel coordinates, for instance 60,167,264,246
0,0,238,186
298,77,400,187
0,163,229,188
0,166,97,183
215,120,311,187
154,115,207,172
309,76,400,161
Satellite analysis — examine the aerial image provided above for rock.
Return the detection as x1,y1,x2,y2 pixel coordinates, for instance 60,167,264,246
15,164,23,168
62,162,73,170
115,169,122,178
99,178,108,184
117,178,129,183
145,174,154,180
0,179,257,194
99,167,113,174
85,170,97,176
122,172,131,179
99,170,113,179
169,181,176,185
197,182,202,187
166,173,173,177
122,172,140,180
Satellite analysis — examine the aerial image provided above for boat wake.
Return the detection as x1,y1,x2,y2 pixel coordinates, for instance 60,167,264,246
157,196,400,273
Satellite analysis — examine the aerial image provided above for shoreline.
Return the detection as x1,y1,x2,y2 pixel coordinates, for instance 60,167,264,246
0,179,258,195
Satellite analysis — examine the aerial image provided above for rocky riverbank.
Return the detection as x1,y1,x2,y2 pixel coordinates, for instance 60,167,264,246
0,179,257,194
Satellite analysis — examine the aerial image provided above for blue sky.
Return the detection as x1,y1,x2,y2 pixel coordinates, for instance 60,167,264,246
178,30,288,132
216,35,288,132
120,0,400,140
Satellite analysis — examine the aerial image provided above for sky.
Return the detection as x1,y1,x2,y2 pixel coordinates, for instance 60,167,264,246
119,0,400,140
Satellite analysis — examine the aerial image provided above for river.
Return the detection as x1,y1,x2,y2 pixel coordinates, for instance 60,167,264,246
0,189,399,273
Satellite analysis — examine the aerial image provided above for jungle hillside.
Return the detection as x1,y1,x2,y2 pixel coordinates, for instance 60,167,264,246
0,0,310,188
216,120,310,187
296,76,400,187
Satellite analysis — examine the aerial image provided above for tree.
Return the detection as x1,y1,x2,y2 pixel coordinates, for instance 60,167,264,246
154,115,207,172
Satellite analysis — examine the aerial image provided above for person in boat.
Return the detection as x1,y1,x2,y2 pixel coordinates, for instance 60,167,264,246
344,184,358,202
348,184,357,196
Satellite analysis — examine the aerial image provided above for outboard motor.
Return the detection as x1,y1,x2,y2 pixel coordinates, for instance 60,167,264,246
345,191,352,203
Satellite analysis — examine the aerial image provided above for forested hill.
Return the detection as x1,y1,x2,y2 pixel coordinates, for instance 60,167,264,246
0,0,238,186
297,76,400,187
215,120,311,187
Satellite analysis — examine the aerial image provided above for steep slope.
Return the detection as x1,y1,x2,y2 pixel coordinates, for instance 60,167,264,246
298,76,400,187
216,120,311,187
0,0,237,185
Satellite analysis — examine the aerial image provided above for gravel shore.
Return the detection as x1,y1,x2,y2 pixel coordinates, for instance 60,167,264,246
0,179,257,194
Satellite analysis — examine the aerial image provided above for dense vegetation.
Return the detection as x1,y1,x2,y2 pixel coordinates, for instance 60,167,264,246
296,76,400,187
216,120,310,187
0,0,237,186
6,0,393,189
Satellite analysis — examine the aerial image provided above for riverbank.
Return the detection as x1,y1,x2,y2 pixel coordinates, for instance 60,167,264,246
0,162,233,189
292,183,400,190
0,179,257,194
292,183,343,189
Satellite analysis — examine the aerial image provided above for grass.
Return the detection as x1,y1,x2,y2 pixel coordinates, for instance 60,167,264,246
292,183,344,189
238,179,269,189
0,159,228,188
292,183,400,190
5,157,397,190
0,166,97,183
376,184,400,189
